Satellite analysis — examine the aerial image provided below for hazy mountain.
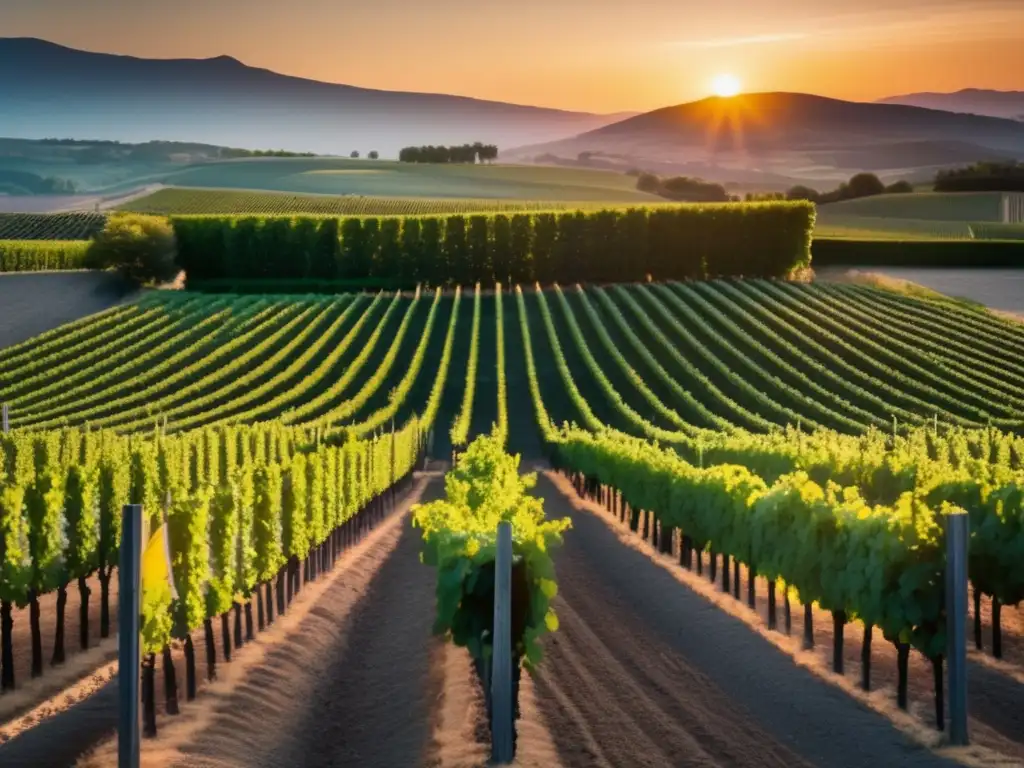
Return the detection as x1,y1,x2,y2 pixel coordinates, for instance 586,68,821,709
0,38,631,155
505,93,1024,188
878,89,1024,121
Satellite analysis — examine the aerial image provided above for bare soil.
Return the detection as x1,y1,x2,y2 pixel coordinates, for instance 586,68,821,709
0,570,120,728
0,186,164,214
8,468,1016,768
533,472,958,768
74,474,493,768
0,272,138,352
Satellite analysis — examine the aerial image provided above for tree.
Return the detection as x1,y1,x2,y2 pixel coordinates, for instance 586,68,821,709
169,488,211,701
636,173,661,193
368,151,379,160
97,452,129,638
27,435,63,677
304,452,326,581
232,461,256,640
86,214,179,286
885,180,914,194
253,463,284,623
786,185,820,202
846,173,886,199
659,176,729,202
0,476,30,691
281,455,308,603
935,161,1024,192
206,485,238,672
397,143,497,164
62,466,98,658
350,151,360,159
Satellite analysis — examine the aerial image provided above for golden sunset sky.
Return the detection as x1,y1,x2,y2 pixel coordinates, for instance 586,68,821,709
6,0,1023,113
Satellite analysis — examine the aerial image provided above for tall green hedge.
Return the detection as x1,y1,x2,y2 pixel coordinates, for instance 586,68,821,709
171,202,813,287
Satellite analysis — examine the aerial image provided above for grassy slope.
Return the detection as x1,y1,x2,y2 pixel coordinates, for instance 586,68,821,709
814,191,1024,241
146,158,659,202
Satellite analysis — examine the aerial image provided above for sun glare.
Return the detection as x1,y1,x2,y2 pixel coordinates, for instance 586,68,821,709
711,73,742,98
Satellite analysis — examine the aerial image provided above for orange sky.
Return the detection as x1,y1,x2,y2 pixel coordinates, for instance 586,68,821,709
5,0,1024,113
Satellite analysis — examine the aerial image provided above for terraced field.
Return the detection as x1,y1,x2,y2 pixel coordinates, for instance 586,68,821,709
3,281,1022,439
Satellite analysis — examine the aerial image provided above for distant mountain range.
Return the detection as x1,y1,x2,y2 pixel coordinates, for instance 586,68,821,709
0,38,632,155
877,90,1024,122
505,93,1024,188
3,38,1022,190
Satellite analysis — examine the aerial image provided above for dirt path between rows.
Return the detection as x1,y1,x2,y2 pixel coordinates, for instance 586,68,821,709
226,478,445,768
532,472,957,768
73,473,498,768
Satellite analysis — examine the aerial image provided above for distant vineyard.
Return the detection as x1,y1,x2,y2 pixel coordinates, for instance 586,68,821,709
119,187,640,217
0,211,107,240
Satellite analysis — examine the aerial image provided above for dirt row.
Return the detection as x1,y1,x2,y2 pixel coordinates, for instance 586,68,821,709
555,471,1024,766
531,472,956,768
3,469,1009,767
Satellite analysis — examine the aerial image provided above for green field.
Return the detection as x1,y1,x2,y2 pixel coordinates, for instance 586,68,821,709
814,191,1024,241
818,191,1012,222
153,158,659,201
813,213,974,240
118,186,665,217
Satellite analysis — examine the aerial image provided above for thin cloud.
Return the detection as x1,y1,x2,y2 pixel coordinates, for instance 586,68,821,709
669,32,808,49
665,2,1024,51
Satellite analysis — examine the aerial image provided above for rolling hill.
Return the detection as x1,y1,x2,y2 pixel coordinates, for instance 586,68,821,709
505,92,1024,188
0,38,631,156
878,89,1024,122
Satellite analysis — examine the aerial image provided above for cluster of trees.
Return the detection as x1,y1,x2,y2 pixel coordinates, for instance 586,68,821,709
84,214,181,286
235,149,317,158
171,202,814,288
0,170,79,195
935,162,1024,193
636,173,733,202
632,170,917,206
398,143,499,164
782,174,914,205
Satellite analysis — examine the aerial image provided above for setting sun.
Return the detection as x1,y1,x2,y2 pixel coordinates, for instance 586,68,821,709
711,73,742,97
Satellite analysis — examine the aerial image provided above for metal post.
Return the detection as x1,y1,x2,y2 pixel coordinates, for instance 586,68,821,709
118,504,144,768
1,403,8,434
945,510,969,746
491,521,514,763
